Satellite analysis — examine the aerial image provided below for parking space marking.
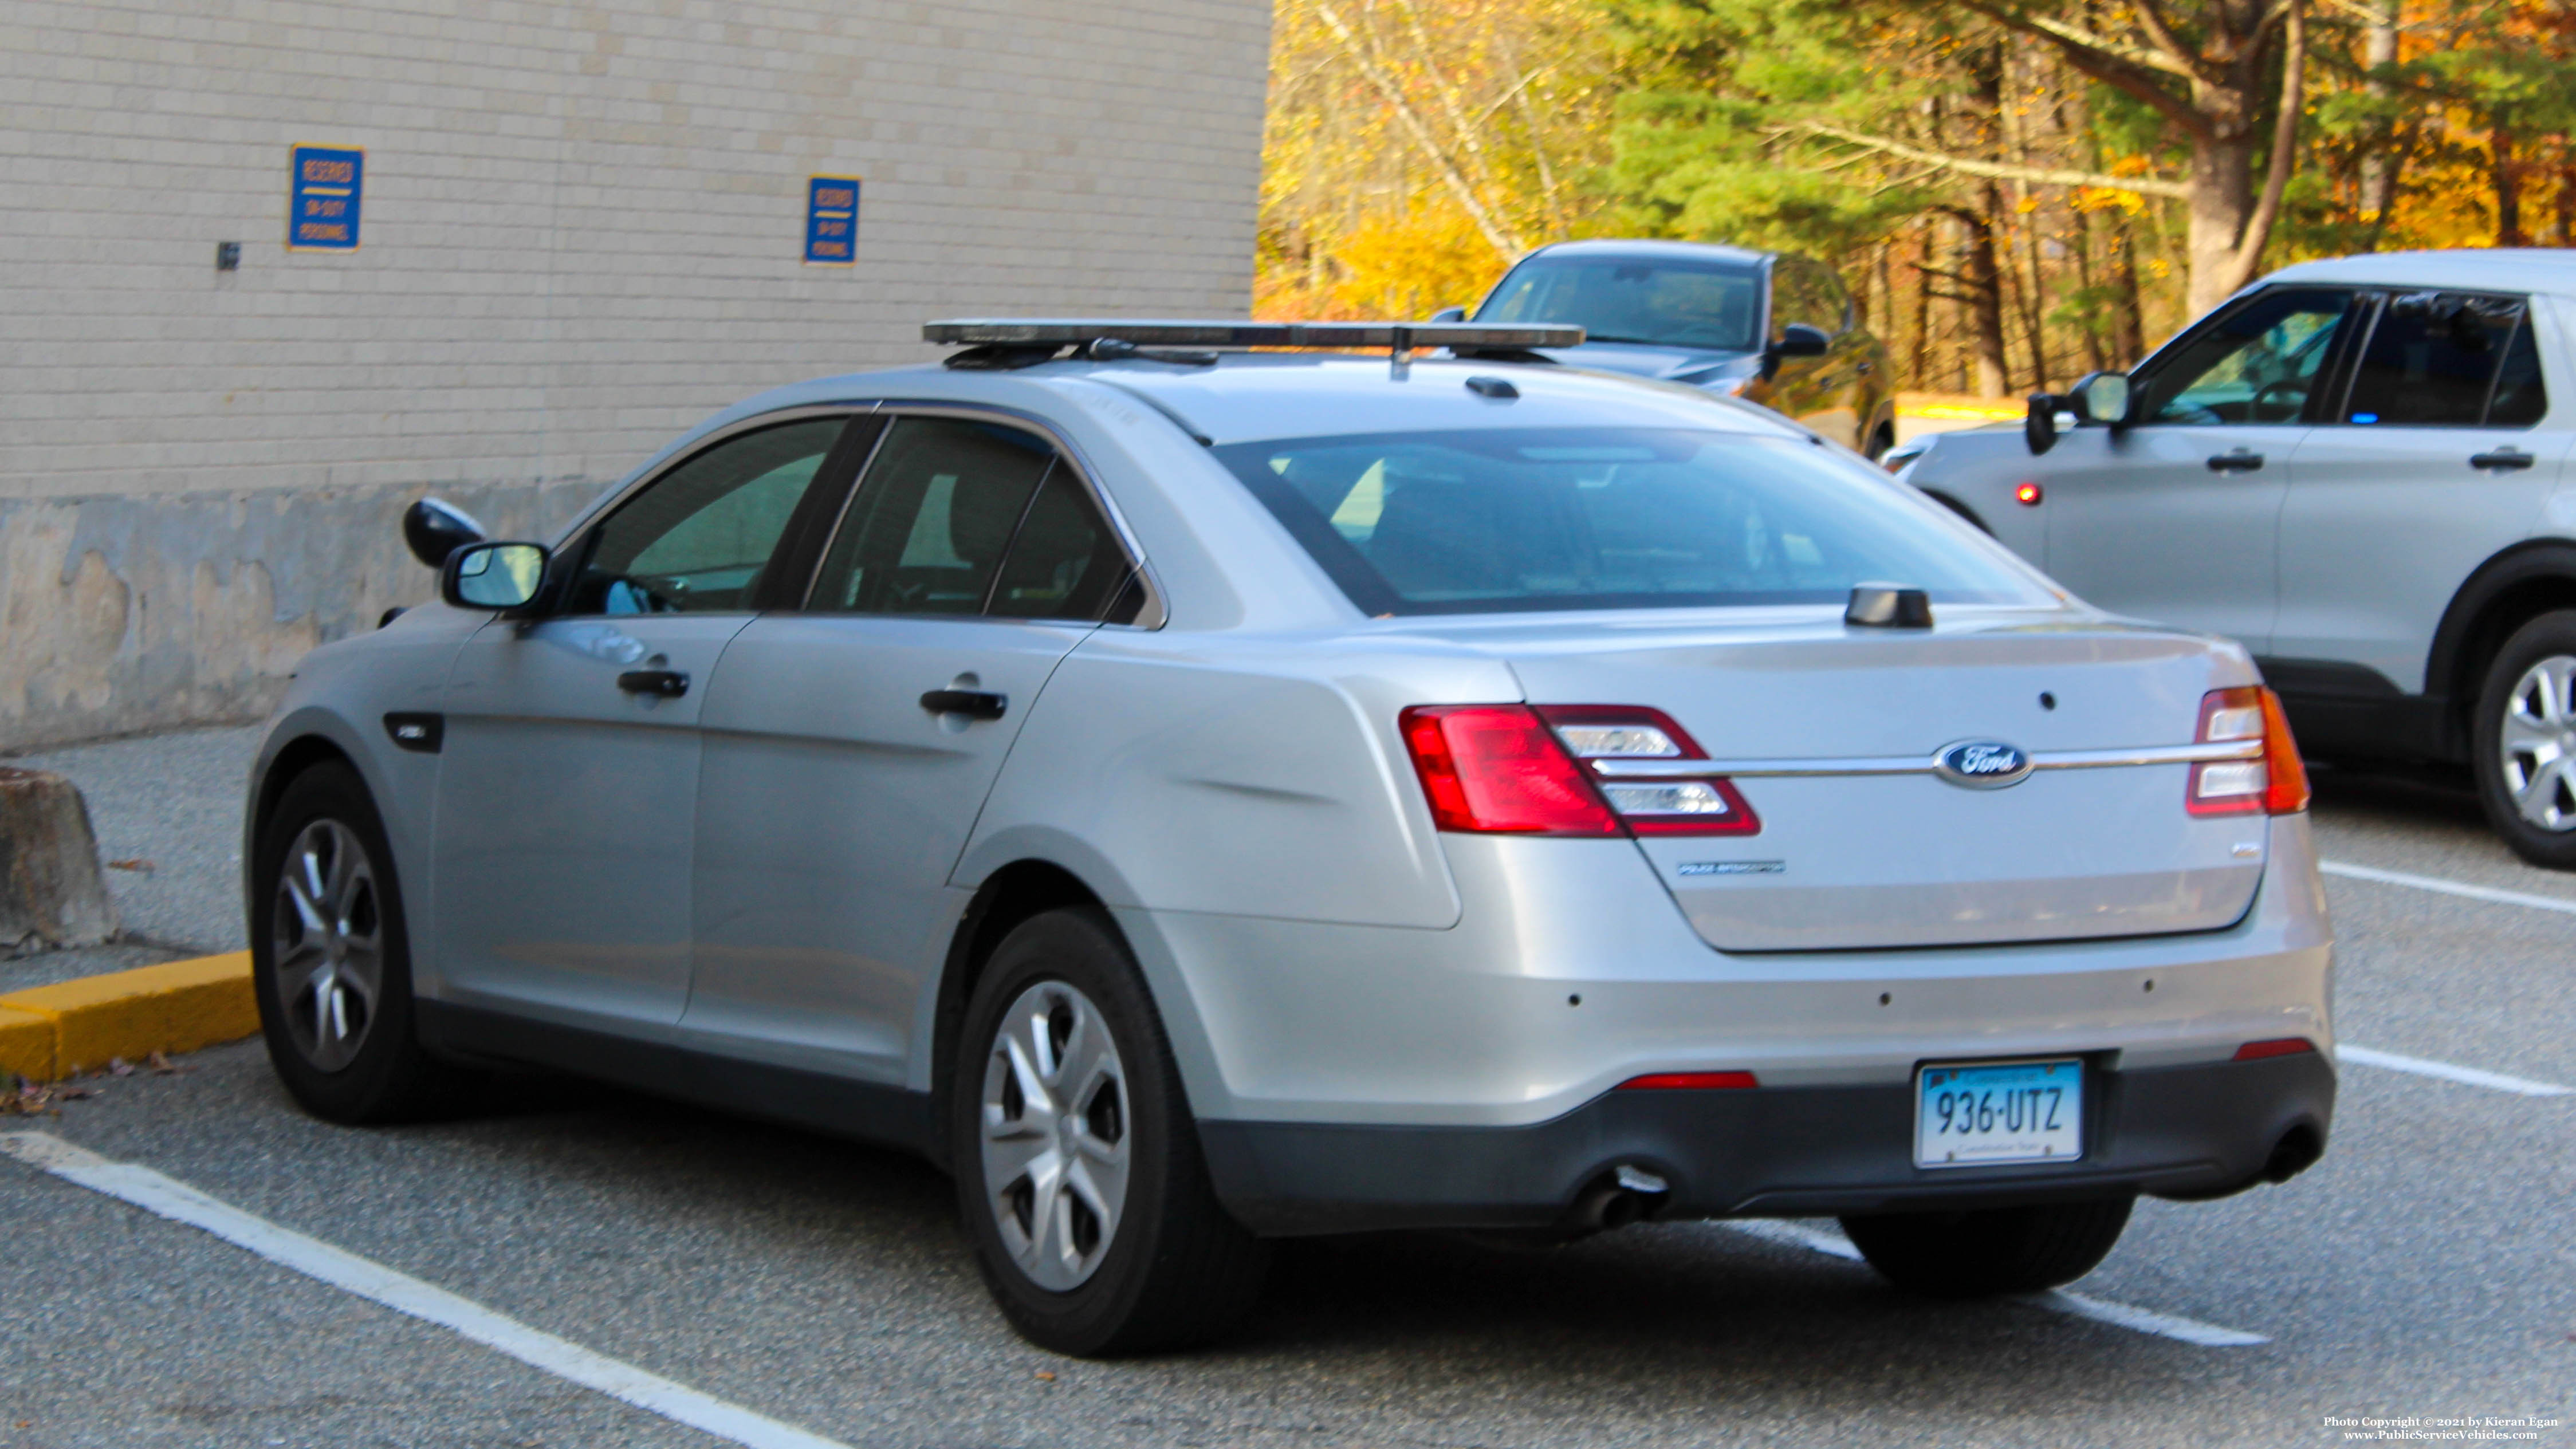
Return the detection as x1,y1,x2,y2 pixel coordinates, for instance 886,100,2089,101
2337,1044,2573,1097
2318,858,2576,916
1714,1220,2270,1346
0,1132,858,1449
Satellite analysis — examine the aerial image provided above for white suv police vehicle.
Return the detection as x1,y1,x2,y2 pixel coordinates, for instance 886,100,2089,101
1905,251,2576,865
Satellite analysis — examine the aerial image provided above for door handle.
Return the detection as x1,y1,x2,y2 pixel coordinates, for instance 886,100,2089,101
920,688,1008,721
616,669,690,697
2206,449,2265,473
2472,448,2536,472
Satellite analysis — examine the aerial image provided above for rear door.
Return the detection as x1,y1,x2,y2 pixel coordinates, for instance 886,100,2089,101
2276,290,2569,690
682,411,1144,1082
2040,285,2359,651
431,411,865,1030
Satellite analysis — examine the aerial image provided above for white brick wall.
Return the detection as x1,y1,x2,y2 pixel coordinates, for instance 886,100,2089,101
0,0,1273,747
0,0,1273,501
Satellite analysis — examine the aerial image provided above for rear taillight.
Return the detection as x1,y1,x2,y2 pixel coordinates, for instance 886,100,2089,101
1399,706,1623,836
1539,706,1760,836
2186,686,2310,816
2232,1038,2317,1061
1397,704,1761,837
1617,1070,1759,1090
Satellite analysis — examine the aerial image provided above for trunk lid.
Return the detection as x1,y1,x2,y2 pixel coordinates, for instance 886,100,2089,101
1461,608,2268,951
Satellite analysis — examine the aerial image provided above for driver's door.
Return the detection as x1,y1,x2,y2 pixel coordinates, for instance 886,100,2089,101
2040,286,2357,649
428,412,864,1033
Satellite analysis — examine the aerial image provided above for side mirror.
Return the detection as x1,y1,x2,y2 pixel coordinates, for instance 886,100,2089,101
2070,371,2131,426
1769,323,1830,359
441,541,549,613
403,498,487,568
1428,305,1469,324
2024,393,2064,455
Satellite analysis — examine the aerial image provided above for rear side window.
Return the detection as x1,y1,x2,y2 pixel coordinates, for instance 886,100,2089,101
806,415,1136,621
1214,427,2046,617
2343,293,2534,427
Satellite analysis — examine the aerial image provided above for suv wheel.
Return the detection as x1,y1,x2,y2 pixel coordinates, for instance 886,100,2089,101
1839,1196,2133,1298
2473,611,2576,869
951,907,1269,1355
251,761,478,1123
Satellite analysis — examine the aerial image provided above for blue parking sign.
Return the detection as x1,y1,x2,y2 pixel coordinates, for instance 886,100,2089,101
288,145,364,251
805,176,859,264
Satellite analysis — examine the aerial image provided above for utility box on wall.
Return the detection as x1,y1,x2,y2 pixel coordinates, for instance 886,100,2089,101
0,0,1272,751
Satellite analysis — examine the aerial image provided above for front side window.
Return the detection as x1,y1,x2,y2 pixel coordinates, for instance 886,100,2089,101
2137,288,2354,426
2343,292,2536,427
1215,427,2047,617
1477,254,1764,352
568,417,847,615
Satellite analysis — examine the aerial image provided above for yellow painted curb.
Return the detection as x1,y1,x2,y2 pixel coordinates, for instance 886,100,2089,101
0,951,255,1081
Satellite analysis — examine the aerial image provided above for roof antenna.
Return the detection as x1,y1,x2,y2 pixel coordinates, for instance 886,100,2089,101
1390,324,1414,380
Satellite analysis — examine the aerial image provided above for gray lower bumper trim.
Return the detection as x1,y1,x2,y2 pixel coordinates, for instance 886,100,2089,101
1197,1054,2336,1236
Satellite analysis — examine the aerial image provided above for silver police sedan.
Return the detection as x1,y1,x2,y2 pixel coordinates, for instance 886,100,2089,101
244,320,2334,1356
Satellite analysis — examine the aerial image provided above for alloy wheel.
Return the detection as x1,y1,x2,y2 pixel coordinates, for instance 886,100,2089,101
272,818,386,1070
2501,655,2576,832
980,979,1131,1291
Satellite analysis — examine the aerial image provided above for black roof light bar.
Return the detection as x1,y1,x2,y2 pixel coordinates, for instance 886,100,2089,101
925,318,1586,371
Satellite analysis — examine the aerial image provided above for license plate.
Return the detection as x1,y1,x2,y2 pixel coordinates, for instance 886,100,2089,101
1914,1058,2083,1169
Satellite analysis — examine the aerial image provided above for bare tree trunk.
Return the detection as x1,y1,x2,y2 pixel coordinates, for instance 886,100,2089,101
2556,151,2576,246
2355,0,2402,240
1959,195,2010,397
2109,211,2146,367
2495,130,2528,246
1910,224,1934,386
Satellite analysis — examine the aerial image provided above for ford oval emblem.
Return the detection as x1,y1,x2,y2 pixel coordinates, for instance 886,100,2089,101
1934,739,2033,789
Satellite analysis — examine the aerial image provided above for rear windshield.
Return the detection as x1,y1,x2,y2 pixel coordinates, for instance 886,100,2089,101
1477,256,1763,352
1214,427,2046,617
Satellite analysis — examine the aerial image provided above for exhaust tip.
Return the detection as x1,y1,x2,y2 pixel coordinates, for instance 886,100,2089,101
2262,1124,2324,1184
1570,1163,1674,1232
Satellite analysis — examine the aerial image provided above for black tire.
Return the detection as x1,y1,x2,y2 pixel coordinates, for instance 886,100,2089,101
251,761,478,1123
1839,1196,2133,1298
951,907,1269,1356
2471,609,2576,869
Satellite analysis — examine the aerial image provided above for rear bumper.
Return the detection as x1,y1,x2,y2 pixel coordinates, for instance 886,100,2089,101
1201,1050,2335,1235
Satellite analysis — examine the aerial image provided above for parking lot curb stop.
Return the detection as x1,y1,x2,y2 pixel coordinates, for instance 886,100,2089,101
0,952,255,1082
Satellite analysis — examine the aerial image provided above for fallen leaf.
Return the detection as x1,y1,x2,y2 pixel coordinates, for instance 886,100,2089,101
1035,1371,1057,1381
108,1057,133,1077
147,1051,184,1074
104,857,155,873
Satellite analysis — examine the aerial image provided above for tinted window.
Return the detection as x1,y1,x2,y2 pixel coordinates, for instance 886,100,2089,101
2345,293,2527,427
989,470,1130,621
569,417,845,615
2489,317,2548,427
809,417,1055,615
1477,254,1763,352
1215,428,2044,617
2138,288,2352,425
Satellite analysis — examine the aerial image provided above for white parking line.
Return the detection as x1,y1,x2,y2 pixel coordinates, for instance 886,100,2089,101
0,1132,857,1449
1714,1220,2269,1346
2318,858,2576,916
2337,1045,2573,1097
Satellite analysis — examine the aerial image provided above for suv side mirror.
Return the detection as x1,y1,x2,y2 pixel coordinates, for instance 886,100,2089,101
1428,305,1469,324
1769,323,1830,359
403,498,487,568
441,541,550,613
2070,371,2131,426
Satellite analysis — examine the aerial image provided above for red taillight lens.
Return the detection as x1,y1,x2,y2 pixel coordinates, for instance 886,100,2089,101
2232,1038,2317,1061
1399,706,1623,835
2187,685,2309,816
1617,1070,1759,1090
1536,705,1762,837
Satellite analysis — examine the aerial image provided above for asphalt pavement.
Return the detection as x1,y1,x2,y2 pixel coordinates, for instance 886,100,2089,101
0,734,2568,1448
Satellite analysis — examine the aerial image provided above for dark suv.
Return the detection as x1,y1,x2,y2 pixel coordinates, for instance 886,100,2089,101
1445,239,1897,458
